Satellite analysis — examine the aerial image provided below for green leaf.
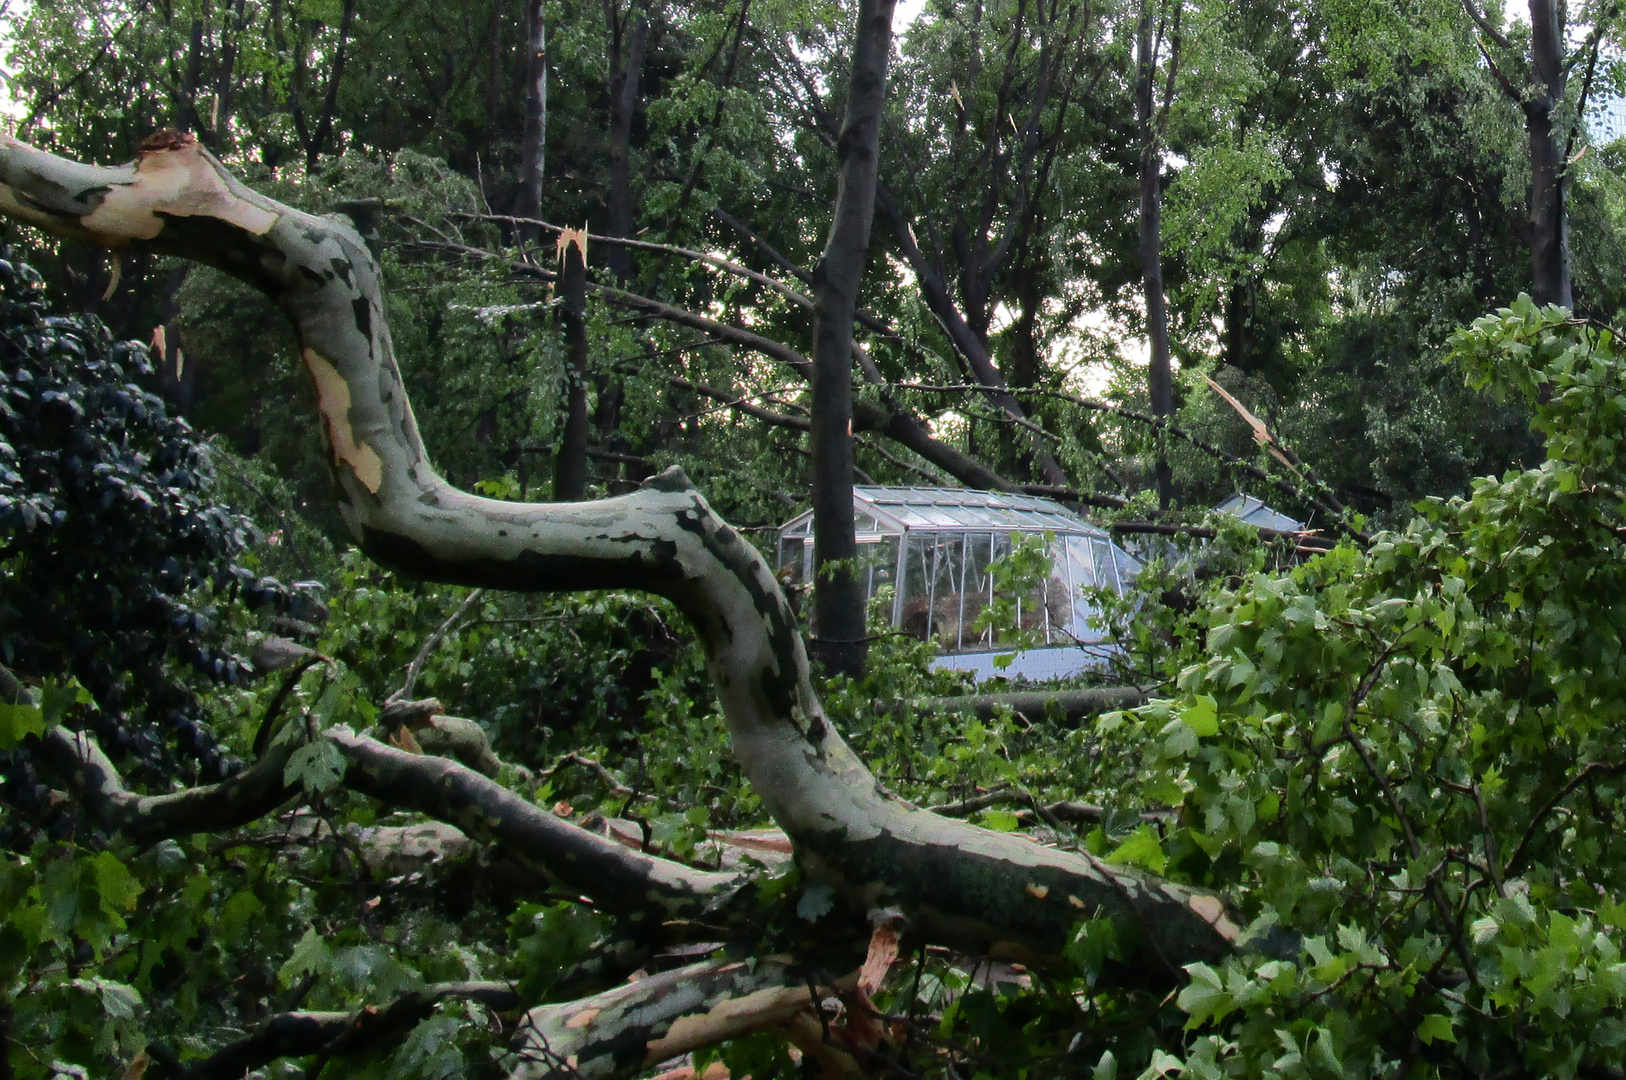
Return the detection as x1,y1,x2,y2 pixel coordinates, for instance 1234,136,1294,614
1066,918,1121,983
278,927,332,986
1091,1051,1118,1080
979,808,1021,832
39,678,91,725
1177,962,1234,1028
89,851,140,914
1138,1048,1183,1078
0,703,43,749
284,737,346,794
1105,824,1166,875
1181,695,1219,737
1417,1014,1456,1045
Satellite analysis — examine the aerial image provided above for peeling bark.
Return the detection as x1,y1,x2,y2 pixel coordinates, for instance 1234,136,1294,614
514,958,824,1080
1,132,1248,994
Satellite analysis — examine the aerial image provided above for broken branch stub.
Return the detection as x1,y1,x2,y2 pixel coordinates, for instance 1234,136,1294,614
0,132,1243,968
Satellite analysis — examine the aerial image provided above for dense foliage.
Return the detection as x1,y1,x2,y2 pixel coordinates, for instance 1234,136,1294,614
6,0,1626,1076
0,248,314,807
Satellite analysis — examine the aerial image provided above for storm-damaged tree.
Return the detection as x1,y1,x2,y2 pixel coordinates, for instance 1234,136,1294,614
0,132,1245,1078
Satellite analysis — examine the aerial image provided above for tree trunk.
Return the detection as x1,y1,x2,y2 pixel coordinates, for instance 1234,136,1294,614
178,17,206,135
306,0,358,172
605,3,648,282
213,0,249,149
515,0,549,247
1526,0,1571,309
877,184,1073,488
555,236,591,500
809,0,897,681
1137,0,1175,509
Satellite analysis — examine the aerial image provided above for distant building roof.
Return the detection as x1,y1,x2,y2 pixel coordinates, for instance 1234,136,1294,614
1214,493,1306,533
778,486,1113,539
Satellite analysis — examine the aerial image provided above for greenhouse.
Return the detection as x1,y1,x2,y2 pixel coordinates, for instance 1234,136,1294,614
776,487,1142,680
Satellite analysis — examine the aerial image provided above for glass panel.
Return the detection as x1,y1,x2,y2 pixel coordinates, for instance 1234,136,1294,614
1093,538,1122,592
989,532,1019,646
777,536,803,583
961,533,995,648
861,537,900,603
901,535,935,640
1042,536,1074,644
935,535,967,650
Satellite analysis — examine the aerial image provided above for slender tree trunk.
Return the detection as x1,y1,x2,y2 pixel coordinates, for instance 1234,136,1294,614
213,0,249,149
555,237,591,500
516,0,549,246
1526,0,1571,308
1137,0,1175,509
809,0,897,681
877,186,1072,488
605,3,648,282
306,0,358,172
178,17,206,135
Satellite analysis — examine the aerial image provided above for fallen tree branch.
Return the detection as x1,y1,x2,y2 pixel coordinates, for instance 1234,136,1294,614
394,588,484,701
915,686,1149,726
2,131,1252,977
43,726,744,920
1110,520,1336,553
513,957,839,1080
172,981,521,1080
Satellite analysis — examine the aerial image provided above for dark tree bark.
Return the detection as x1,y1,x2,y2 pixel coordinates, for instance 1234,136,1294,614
515,0,549,247
1463,0,1579,308
1525,0,1571,308
809,0,897,680
178,17,206,136
604,1,648,282
1136,0,1176,509
877,183,1073,489
555,236,591,500
305,0,358,172
213,0,249,150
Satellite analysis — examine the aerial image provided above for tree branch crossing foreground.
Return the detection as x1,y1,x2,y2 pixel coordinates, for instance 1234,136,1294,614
0,132,1259,1077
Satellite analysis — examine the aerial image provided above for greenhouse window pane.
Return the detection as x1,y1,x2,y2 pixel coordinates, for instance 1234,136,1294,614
961,533,995,648
901,535,935,640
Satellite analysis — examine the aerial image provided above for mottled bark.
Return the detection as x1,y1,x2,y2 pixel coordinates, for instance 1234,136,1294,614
42,723,740,920
0,135,1253,1062
514,958,821,1080
809,0,895,680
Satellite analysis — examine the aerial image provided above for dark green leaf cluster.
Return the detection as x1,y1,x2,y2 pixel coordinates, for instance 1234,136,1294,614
0,250,303,814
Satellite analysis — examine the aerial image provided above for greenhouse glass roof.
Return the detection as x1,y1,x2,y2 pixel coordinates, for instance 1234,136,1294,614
1214,493,1305,532
778,486,1113,539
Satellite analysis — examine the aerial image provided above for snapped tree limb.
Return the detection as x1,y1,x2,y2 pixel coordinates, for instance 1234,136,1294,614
0,131,1247,973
